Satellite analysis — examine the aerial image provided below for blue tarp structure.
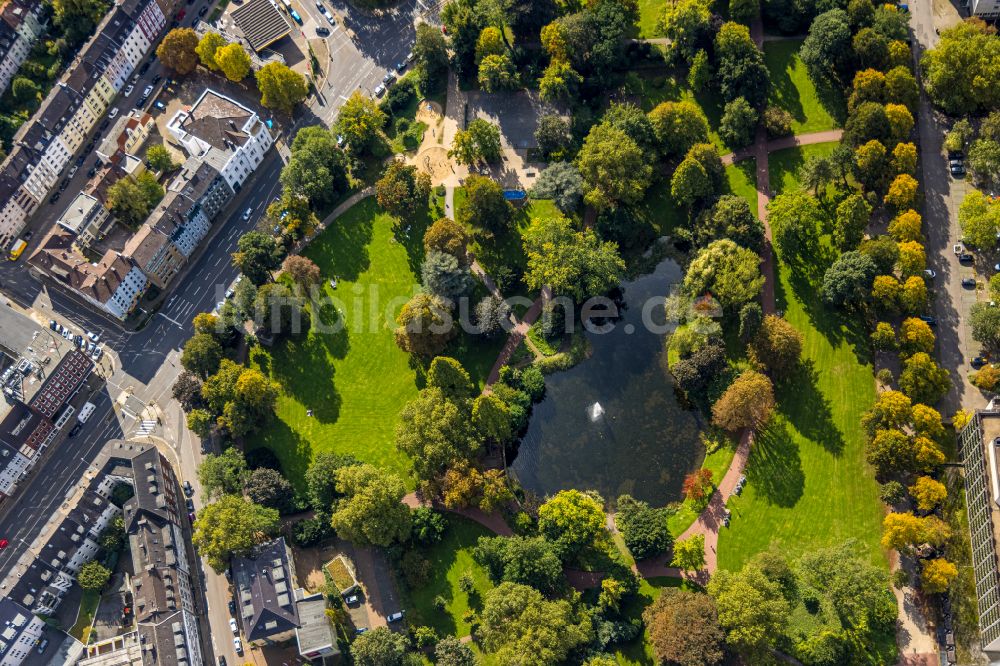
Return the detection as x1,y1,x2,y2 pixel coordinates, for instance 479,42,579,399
504,190,527,201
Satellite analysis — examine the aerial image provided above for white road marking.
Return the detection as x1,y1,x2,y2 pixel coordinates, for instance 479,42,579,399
158,312,185,328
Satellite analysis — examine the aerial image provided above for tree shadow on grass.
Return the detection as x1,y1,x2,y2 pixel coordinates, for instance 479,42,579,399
777,358,844,455
814,76,848,127
270,329,345,423
745,418,805,508
304,198,376,282
393,200,433,277
765,41,807,126
248,419,312,494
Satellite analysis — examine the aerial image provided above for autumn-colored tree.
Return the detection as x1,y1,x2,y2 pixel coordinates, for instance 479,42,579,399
712,370,775,431
973,364,1000,392
888,210,922,243
748,315,803,377
282,255,321,290
896,240,926,277
157,28,199,74
871,321,897,351
885,174,919,210
872,275,902,312
901,276,928,313
682,468,714,505
885,103,915,142
216,42,251,81
423,217,469,264
908,476,947,511
644,588,725,666
881,512,950,553
892,142,918,176
862,390,912,435
898,317,935,356
394,293,456,357
920,558,958,594
672,534,706,572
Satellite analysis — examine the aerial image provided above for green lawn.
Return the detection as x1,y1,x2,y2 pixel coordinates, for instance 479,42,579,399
717,143,886,571
767,141,841,197
70,589,100,642
398,515,495,638
764,39,845,134
623,73,727,152
246,197,424,488
726,158,758,210
636,0,665,38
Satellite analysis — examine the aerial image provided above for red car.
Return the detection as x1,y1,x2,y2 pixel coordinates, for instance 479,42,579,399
175,9,186,19
0,539,8,549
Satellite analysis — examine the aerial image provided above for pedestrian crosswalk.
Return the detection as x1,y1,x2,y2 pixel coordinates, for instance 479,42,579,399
134,420,157,437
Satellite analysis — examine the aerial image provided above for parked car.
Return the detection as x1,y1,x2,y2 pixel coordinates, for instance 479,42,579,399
948,150,964,160
185,498,195,512
0,539,8,549
233,638,243,655
374,83,386,97
152,74,162,84
217,657,227,666
91,347,102,361
142,85,153,97
69,423,83,437
242,207,252,220
87,331,99,342
950,162,966,176
108,107,119,119
67,165,78,178
123,84,134,97
229,618,238,634
139,62,150,75
316,26,330,36
87,166,97,178
406,50,414,62
382,72,395,85
49,193,60,204
919,315,937,326
387,611,405,623
289,9,302,23
962,277,977,287
395,60,406,73
923,269,936,279
198,5,208,15
959,253,974,263
346,594,359,606
228,600,237,615
49,320,57,331
154,101,166,110
972,356,987,368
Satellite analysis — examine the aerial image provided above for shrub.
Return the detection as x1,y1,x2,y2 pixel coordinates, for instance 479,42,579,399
879,480,905,504
972,364,1000,392
764,106,793,137
401,551,432,587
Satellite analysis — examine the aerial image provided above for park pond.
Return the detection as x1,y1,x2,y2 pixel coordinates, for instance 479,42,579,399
510,257,705,507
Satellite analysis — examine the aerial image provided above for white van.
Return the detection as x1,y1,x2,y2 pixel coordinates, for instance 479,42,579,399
77,402,97,423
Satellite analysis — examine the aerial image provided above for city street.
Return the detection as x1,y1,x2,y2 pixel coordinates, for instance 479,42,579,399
908,0,976,417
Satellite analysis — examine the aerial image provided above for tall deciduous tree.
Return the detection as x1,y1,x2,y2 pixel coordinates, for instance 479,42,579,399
337,91,387,153
538,489,605,558
450,118,503,164
920,20,1000,115
376,161,432,217
330,464,411,546
522,215,624,301
192,495,280,571
395,386,479,486
644,587,725,665
457,174,513,234
712,370,775,431
647,100,710,158
707,560,791,653
157,28,199,74
180,333,223,378
256,62,309,113
197,447,249,498
394,293,456,357
216,43,251,81
233,231,282,285
672,534,706,572
196,32,226,70
683,239,764,310
577,123,653,210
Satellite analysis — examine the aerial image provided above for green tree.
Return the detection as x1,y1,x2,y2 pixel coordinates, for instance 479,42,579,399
414,22,449,91
523,215,625,301
244,467,296,514
853,27,889,70
451,118,503,165
196,31,226,70
395,387,479,486
969,139,1000,186
424,217,469,262
801,9,853,81
472,394,514,444
708,561,791,653
920,20,1000,115
671,156,713,207
899,352,951,406
457,174,512,234
146,144,175,172
427,356,475,398
719,97,758,148
330,464,411,546
834,193,873,250
798,155,834,197
730,0,759,24
215,42,251,81
186,408,214,437
767,190,823,260
538,59,582,103
473,535,564,593
683,239,763,310
577,123,653,210
478,583,594,664
972,301,1000,349
715,22,770,107
10,77,38,104
435,637,476,666
98,515,126,552
180,333,223,378
337,90,387,153
672,534,706,572
749,315,803,376
197,447,248,498
695,194,764,251
647,100,710,158
281,126,349,206
156,28,199,74
644,587,725,665
254,282,309,340
351,626,411,666
853,139,889,192
376,161,432,217
192,495,280,571
657,0,711,58
615,495,673,560
822,251,878,308
304,452,357,512
256,62,309,113
538,489,605,558
535,114,572,161
232,231,282,285
529,162,584,214
106,173,164,228
394,293,456,357
478,53,517,91
77,560,112,590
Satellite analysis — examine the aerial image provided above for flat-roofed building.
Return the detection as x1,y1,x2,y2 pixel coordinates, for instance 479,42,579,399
55,192,113,251
230,0,291,52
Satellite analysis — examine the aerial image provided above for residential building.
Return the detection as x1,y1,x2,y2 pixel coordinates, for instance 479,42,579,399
294,591,339,660
96,110,155,162
29,227,148,320
167,88,274,192
231,537,300,646
972,0,1000,17
55,193,114,251
0,597,46,666
1,440,204,666
0,0,46,96
959,409,1000,654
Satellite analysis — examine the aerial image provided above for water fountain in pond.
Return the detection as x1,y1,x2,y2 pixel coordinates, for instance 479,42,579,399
588,402,605,422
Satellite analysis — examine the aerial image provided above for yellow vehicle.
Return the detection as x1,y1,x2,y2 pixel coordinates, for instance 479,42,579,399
8,239,26,261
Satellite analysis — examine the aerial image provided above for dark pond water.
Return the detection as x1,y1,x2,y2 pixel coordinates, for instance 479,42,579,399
509,258,704,507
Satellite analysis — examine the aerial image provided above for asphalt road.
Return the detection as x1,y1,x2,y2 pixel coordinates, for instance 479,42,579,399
908,0,978,416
